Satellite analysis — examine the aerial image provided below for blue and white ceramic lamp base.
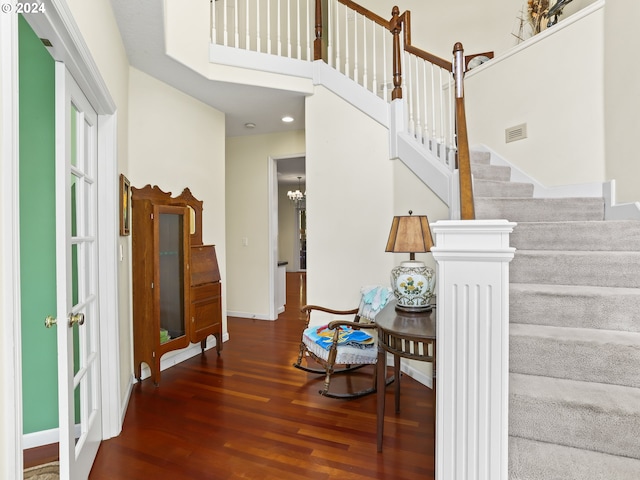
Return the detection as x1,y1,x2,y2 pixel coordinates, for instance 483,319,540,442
390,260,435,312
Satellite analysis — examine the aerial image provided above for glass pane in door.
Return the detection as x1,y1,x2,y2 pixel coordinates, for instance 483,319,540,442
158,213,185,340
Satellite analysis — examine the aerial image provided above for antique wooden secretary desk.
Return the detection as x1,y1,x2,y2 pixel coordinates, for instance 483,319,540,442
131,185,222,385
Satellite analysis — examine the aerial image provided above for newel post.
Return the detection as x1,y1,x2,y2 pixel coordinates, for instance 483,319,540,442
390,6,402,100
430,220,516,480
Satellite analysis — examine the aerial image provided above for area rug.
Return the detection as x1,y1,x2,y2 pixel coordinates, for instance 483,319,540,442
23,461,59,480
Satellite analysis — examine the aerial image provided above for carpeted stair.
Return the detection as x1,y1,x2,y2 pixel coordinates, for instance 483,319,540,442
472,151,640,479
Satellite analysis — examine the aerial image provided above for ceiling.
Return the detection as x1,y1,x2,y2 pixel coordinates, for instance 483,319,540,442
108,0,306,182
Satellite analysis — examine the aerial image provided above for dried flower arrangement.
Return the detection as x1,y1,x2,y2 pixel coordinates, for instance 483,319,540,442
527,0,549,34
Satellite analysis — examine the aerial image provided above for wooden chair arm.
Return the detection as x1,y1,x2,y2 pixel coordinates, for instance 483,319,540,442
301,304,359,316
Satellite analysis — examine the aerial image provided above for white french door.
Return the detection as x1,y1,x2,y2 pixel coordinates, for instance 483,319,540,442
55,62,102,479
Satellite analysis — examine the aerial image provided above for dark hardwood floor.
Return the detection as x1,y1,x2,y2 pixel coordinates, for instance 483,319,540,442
89,273,435,479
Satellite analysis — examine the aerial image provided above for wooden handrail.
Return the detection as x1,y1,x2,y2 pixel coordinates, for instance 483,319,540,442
453,42,475,220
338,0,390,28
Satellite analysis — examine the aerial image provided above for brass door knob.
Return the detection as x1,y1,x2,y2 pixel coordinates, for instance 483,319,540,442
44,316,57,328
69,312,85,327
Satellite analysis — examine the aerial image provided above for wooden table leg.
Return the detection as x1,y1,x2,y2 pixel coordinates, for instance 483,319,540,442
376,345,387,452
394,354,401,413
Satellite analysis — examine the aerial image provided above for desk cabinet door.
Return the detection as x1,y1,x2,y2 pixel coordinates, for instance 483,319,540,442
190,282,222,344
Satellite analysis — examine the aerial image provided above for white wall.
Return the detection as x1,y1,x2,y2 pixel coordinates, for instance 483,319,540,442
305,86,395,316
604,0,640,204
127,67,227,337
464,5,606,187
226,131,305,318
358,0,598,59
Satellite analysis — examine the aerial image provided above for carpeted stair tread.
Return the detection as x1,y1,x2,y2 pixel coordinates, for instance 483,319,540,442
473,151,640,475
474,179,534,198
509,436,640,480
510,323,640,387
475,197,605,222
509,373,640,460
510,250,640,288
471,163,512,181
512,220,640,251
510,283,640,332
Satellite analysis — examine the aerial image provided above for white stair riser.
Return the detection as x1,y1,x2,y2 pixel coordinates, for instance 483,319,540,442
510,285,640,333
511,221,640,251
510,389,640,460
509,436,640,480
510,251,640,288
476,197,605,222
510,333,640,388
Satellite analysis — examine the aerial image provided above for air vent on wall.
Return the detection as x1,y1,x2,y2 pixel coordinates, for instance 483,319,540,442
505,123,527,143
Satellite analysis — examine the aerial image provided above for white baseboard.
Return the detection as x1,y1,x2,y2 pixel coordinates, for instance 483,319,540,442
137,334,229,381
226,310,276,321
23,428,58,450
120,374,135,428
389,353,433,389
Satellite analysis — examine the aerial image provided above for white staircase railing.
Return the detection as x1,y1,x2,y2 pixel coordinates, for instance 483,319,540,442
208,0,473,219
210,0,315,61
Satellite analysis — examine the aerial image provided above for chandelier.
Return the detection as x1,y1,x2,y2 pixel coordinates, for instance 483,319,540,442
287,176,305,205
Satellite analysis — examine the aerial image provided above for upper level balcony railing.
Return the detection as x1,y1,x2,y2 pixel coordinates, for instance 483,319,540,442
209,0,475,219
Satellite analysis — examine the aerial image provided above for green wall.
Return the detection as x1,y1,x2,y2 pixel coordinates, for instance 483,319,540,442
19,15,58,434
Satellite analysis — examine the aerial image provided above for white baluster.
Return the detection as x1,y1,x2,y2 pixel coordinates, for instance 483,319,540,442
406,52,414,137
371,20,377,96
327,0,334,67
296,0,302,60
267,0,271,54
223,0,228,46
333,1,340,71
439,68,445,161
382,24,387,101
211,0,216,43
287,0,291,57
353,10,358,84
256,0,261,52
423,61,429,144
430,63,436,153
414,56,422,144
234,0,239,47
344,4,349,78
277,0,281,56
245,0,250,50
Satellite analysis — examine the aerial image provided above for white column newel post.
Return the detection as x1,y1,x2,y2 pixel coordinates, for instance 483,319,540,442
430,219,516,480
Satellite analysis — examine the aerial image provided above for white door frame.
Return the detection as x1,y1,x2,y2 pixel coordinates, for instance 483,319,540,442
1,8,24,479
268,153,306,320
1,1,120,477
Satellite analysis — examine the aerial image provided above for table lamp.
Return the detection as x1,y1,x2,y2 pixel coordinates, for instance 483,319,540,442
385,211,435,312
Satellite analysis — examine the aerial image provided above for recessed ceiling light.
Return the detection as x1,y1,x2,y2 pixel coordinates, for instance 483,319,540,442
281,116,294,123
244,122,256,129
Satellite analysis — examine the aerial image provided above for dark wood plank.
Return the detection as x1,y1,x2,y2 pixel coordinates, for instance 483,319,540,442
90,272,434,479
